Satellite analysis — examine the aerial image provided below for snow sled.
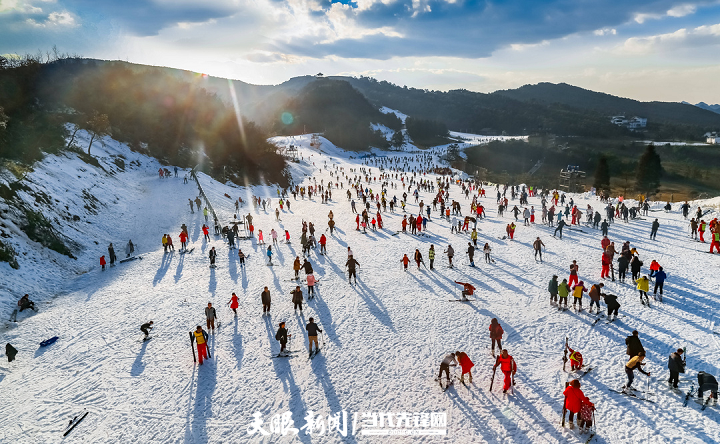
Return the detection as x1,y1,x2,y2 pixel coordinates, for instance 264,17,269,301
40,336,59,347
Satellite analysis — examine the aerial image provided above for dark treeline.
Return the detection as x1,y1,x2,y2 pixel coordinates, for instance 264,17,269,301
0,56,287,185
273,78,402,151
405,117,449,147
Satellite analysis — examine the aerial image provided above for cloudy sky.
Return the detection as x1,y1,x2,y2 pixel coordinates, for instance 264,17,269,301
2,0,720,103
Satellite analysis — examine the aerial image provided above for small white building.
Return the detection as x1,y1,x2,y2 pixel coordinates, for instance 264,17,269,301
611,115,647,130
707,136,720,144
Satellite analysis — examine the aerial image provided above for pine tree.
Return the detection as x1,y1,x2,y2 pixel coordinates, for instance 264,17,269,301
593,155,610,194
635,144,662,193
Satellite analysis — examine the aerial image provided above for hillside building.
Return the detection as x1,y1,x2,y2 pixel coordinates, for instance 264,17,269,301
611,115,647,130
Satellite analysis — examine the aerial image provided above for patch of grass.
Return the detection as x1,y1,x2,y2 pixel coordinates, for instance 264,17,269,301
21,209,75,258
2,160,34,180
0,240,19,269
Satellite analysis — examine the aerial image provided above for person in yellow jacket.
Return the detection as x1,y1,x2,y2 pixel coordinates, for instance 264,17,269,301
558,278,570,309
636,275,650,306
162,234,168,252
572,281,587,312
471,228,478,247
624,351,650,392
192,325,210,365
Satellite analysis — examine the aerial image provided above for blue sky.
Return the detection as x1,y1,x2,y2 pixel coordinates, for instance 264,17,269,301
2,0,720,102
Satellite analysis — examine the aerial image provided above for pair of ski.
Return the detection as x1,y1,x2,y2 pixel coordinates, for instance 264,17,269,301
63,411,89,437
608,388,655,403
179,248,195,255
271,350,299,359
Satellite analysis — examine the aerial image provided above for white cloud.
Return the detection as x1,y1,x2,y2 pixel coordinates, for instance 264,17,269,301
667,3,697,17
617,23,720,54
594,28,618,36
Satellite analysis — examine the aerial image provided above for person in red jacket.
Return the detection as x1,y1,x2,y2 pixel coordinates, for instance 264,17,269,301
416,214,423,233
566,344,583,371
179,230,188,250
493,349,517,393
203,224,210,242
601,251,611,279
454,281,475,301
600,236,610,251
228,292,239,316
319,234,327,254
401,254,410,271
489,318,504,355
568,260,579,287
455,351,474,384
508,222,516,239
100,255,106,271
401,216,408,232
356,214,360,230
563,379,594,431
376,212,383,229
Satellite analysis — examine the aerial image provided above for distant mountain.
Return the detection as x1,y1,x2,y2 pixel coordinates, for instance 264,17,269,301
683,101,720,115
495,83,720,128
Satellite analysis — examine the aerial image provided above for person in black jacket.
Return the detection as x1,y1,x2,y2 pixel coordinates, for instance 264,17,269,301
697,372,718,401
209,247,217,267
140,321,153,340
108,243,116,265
667,349,685,388
306,317,323,355
630,256,643,281
261,287,271,314
302,259,313,275
617,255,629,281
346,257,359,284
5,343,18,362
601,293,620,320
275,322,290,356
626,330,645,357
291,286,303,313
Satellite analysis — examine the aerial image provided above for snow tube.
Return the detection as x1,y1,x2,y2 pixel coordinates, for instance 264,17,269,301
40,336,59,347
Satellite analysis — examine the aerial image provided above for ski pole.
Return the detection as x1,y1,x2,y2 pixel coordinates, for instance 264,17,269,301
190,332,196,363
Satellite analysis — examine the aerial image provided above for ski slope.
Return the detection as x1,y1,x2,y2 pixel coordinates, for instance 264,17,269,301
1,133,719,443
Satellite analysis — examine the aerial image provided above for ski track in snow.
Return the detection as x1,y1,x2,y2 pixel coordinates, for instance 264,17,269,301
0,133,719,443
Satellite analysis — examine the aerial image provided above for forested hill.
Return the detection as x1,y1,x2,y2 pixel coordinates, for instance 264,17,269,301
494,82,720,128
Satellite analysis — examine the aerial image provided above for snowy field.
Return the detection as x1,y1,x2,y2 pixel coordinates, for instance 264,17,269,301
1,133,719,443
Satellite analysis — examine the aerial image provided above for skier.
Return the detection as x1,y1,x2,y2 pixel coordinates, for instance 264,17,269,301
602,292,620,320
266,245,273,265
483,243,492,263
100,255,106,271
533,237,545,262
711,229,720,254
306,317,323,356
667,348,685,389
563,379,594,431
466,243,475,267
307,274,317,298
445,244,455,268
653,267,667,300
650,219,660,240
588,283,603,314
189,199,194,213
108,243,116,265
626,330,645,357
401,254,410,271
548,275,558,304
302,258,313,275
489,318,504,355
319,234,327,254
345,256,360,284
261,287,271,314
275,322,290,356
493,349,517,394
566,343,583,371
437,353,457,386
293,257,302,278
455,281,475,301
471,228,478,247
624,351,650,392
202,224,210,241
291,286,304,313
572,281,587,311
17,294,36,312
554,219,567,239
192,325,210,365
568,260,579,286
238,249,246,267
205,302,217,333
456,351,474,384
229,293,239,316
636,275,650,305
203,207,209,222
697,371,719,401
428,245,436,270
209,247,217,267
558,278,570,309
140,321,153,340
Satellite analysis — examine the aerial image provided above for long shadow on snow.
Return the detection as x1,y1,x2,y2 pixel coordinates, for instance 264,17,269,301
208,268,217,296
153,252,174,286
449,388,526,443
308,352,360,443
130,339,150,377
174,251,185,283
227,248,238,284
187,342,217,443
354,279,397,333
232,316,243,370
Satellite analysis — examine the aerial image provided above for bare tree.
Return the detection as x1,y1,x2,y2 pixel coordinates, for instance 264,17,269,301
86,111,111,155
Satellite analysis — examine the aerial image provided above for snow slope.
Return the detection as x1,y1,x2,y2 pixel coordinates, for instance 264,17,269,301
1,133,719,443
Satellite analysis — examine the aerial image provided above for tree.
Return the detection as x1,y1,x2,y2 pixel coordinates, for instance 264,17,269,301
593,155,610,194
390,130,404,149
86,111,111,155
635,144,662,193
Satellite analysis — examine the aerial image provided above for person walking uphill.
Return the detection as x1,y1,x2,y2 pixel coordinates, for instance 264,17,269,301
306,317,323,356
493,349,517,394
192,325,210,365
205,303,217,333
489,318,504,356
667,348,685,388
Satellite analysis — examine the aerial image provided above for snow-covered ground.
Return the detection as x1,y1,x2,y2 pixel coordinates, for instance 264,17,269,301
1,132,719,443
